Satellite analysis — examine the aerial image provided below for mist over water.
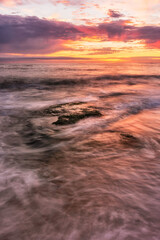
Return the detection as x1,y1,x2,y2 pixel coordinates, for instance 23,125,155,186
0,62,160,240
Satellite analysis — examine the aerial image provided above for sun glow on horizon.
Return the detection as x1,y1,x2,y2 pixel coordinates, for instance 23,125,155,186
0,0,159,62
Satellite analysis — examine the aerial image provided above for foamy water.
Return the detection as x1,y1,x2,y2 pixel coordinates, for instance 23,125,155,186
0,62,160,240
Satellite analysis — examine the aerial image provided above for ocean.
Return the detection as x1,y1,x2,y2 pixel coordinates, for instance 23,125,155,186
0,61,160,240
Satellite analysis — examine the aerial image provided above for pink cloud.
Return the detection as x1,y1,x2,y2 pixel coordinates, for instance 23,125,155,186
0,0,29,6
0,14,160,55
51,0,84,6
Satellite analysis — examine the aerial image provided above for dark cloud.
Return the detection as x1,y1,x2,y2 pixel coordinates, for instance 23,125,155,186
0,15,81,42
0,14,83,53
0,14,160,54
136,26,160,43
98,20,133,38
97,21,160,45
108,9,124,18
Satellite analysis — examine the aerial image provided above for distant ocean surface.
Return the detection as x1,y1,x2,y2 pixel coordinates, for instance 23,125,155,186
0,62,160,240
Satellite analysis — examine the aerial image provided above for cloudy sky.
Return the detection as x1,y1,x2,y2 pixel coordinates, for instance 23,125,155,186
0,0,160,61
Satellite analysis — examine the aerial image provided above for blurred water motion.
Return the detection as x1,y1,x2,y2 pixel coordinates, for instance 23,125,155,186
0,62,160,240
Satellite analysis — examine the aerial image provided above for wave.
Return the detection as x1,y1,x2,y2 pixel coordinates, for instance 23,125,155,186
95,74,160,80
0,74,160,90
0,77,87,90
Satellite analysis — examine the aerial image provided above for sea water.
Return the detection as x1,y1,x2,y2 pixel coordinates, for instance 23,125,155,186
0,61,160,240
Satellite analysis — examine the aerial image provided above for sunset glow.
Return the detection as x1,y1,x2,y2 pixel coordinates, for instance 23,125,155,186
0,0,160,61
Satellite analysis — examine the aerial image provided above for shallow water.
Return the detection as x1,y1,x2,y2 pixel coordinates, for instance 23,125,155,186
0,62,160,240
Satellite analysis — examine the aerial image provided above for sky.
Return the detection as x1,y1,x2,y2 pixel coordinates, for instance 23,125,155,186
0,0,160,61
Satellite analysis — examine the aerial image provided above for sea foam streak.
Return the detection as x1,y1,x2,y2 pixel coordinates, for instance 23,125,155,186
0,62,160,240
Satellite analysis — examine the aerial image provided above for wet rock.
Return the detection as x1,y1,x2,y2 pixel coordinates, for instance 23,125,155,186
120,133,142,148
44,102,86,116
99,92,126,98
54,109,102,125
44,102,102,125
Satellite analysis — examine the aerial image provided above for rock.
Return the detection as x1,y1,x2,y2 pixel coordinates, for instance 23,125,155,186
54,109,102,125
44,102,85,116
120,133,142,148
44,102,102,125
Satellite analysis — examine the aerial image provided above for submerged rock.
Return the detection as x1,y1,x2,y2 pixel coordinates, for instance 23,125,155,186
43,102,102,125
120,133,142,148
